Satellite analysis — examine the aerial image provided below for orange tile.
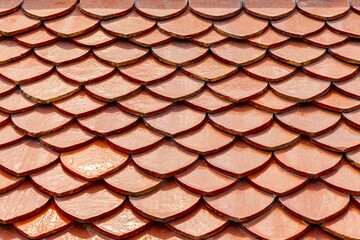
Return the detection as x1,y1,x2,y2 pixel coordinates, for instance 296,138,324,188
22,0,76,20
0,39,31,65
135,0,187,20
0,10,40,36
297,0,349,20
79,0,133,20
189,0,241,19
243,0,295,20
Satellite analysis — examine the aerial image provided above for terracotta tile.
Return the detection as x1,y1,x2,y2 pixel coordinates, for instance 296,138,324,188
243,0,295,20
152,40,208,67
104,161,163,195
304,27,348,48
130,28,172,47
57,55,115,85
248,160,308,196
0,181,50,224
204,181,274,222
211,40,266,66
344,108,360,129
208,72,267,102
53,91,107,118
175,122,235,155
55,183,126,222
299,226,338,240
135,0,187,20
246,26,289,49
334,74,360,99
21,73,79,104
44,6,99,38
93,41,149,67
0,77,15,97
347,148,360,168
314,89,360,112
0,90,37,114
0,168,24,194
328,10,360,38
329,40,360,65
0,122,26,148
92,202,151,239
270,71,330,102
0,139,58,176
176,160,237,195
14,26,59,48
0,111,9,127
119,55,176,85
0,54,53,84
352,0,360,13
80,0,134,19
243,204,309,239
271,10,324,38
146,71,204,101
46,224,112,240
144,104,205,137
132,139,198,178
40,124,95,152
274,139,342,178
207,223,254,240
191,28,227,47
0,39,31,65
312,121,360,152
71,28,117,48
0,10,41,36
130,181,200,222
31,162,90,197
276,104,341,136
250,89,299,113
13,203,73,239
117,90,173,117
0,0,22,16
22,0,76,20
0,224,26,240
101,10,155,38
189,0,241,19
128,223,186,240
61,140,128,181
297,0,349,20
158,10,212,39
243,56,296,82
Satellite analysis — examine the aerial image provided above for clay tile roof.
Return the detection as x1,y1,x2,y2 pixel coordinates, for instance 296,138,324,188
0,0,360,239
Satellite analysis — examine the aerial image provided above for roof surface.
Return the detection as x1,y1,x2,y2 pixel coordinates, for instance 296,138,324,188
0,0,359,239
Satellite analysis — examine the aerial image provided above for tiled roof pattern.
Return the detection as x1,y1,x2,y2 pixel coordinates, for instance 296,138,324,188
0,0,359,239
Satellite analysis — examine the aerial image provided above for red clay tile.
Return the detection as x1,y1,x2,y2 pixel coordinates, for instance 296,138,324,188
270,71,330,102
152,40,208,67
344,108,360,129
146,71,204,101
44,6,99,38
304,27,348,48
190,28,227,47
297,0,350,20
0,224,26,240
205,181,274,222
314,89,360,112
92,202,151,239
39,124,95,152
312,121,360,152
30,162,90,197
250,89,299,113
243,56,296,82
158,10,212,39
274,139,342,178
347,149,360,168
55,183,125,222
243,0,295,20
22,0,76,20
0,168,24,194
246,26,289,49
205,141,271,178
61,140,128,181
209,224,253,239
57,55,115,84
71,28,117,48
208,72,267,102
117,90,173,117
329,40,360,64
328,10,360,38
175,122,235,155
13,203,73,239
0,139,58,176
176,160,237,195
14,26,59,48
132,139,198,178
0,77,15,97
0,122,25,148
211,40,266,66
47,224,112,240
248,160,308,196
78,106,139,136
107,123,163,154
80,0,133,19
334,74,360,99
0,39,31,65
299,226,338,240
353,0,360,13
130,28,172,47
21,73,79,104
144,105,205,137
128,223,186,240
189,0,241,19
130,181,200,222
135,0,187,20
0,54,53,84
93,41,149,67
271,10,324,38
0,0,22,16
0,10,41,36
120,55,176,85
101,10,155,38
0,111,9,127
104,161,163,195
84,72,141,102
